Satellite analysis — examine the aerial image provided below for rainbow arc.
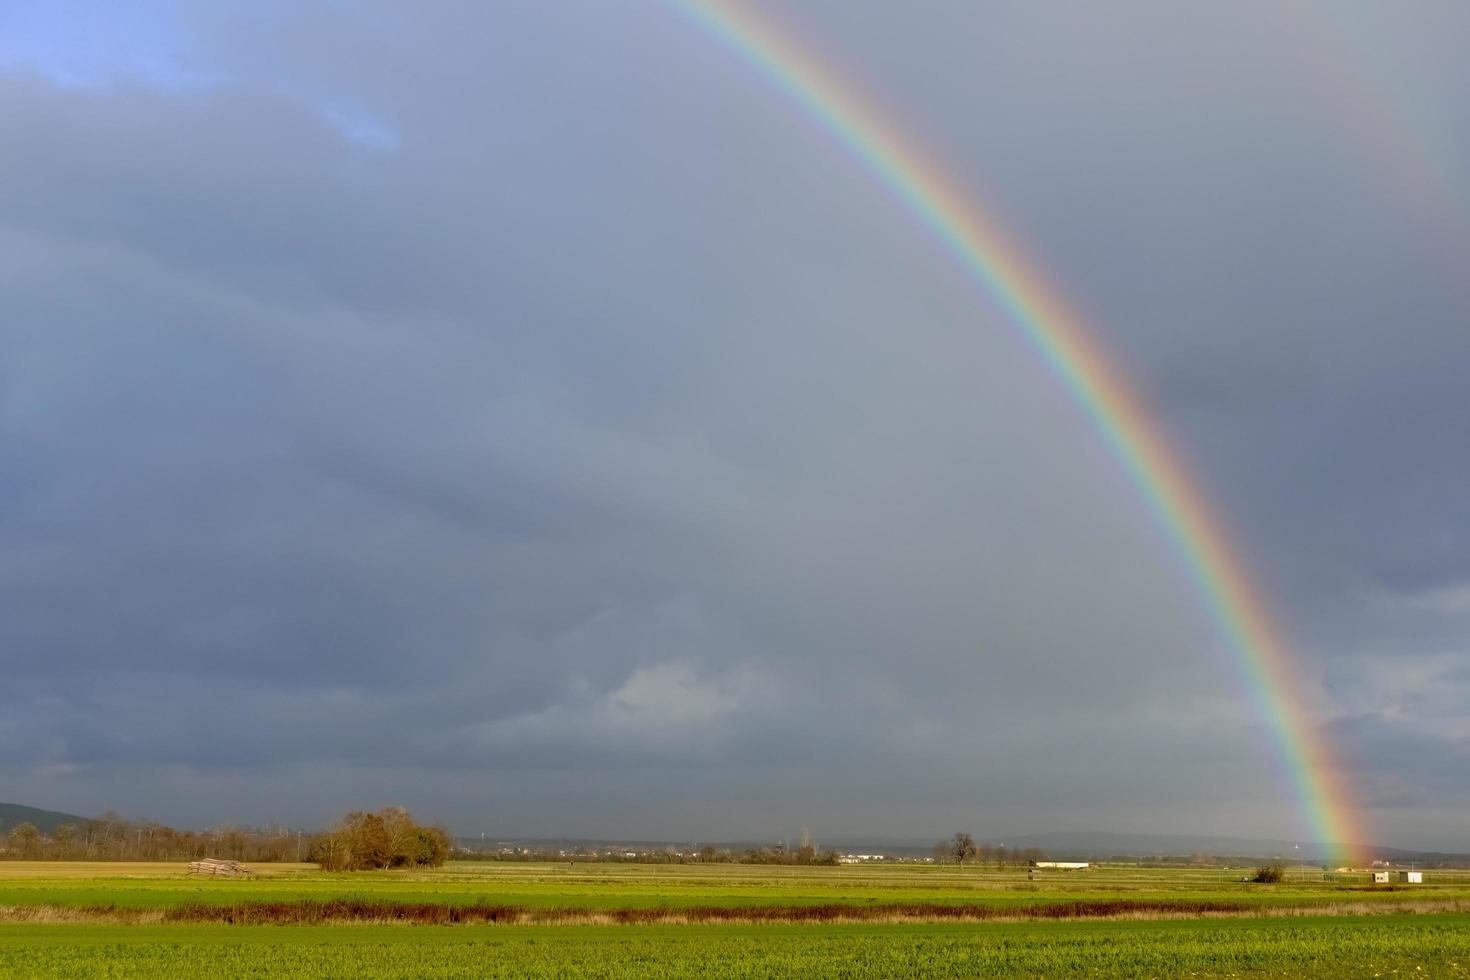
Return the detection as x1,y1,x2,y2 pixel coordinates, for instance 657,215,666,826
671,0,1365,863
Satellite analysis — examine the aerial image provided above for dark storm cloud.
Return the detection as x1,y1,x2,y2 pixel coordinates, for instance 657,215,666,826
1,1,1467,847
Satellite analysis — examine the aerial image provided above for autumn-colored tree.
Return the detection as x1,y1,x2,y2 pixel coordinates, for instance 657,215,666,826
312,808,447,871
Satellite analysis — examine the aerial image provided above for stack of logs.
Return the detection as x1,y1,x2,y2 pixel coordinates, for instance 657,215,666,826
187,857,257,878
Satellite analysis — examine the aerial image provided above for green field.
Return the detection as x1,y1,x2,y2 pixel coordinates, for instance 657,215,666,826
1,861,1467,977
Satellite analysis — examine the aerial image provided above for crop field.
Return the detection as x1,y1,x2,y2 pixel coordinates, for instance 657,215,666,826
1,862,1468,977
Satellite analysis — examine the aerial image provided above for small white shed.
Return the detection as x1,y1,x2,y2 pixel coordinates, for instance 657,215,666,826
1398,871,1423,884
1373,871,1391,884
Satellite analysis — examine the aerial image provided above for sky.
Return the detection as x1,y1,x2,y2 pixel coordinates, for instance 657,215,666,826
1,1,1467,850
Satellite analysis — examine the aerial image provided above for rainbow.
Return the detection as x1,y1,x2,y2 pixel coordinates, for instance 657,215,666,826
670,0,1366,863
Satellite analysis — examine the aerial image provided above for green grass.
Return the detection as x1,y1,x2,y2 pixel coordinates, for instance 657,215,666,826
1,916,1468,978
0,860,1463,913
1,862,1467,977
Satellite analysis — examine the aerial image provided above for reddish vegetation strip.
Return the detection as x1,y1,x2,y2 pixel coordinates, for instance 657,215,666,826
158,898,1253,926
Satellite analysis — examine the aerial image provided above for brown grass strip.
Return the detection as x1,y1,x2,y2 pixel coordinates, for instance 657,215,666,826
154,898,1265,925
0,905,162,925
2,897,1467,927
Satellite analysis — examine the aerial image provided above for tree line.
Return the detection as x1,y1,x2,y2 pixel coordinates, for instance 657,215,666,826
0,807,447,869
0,812,307,862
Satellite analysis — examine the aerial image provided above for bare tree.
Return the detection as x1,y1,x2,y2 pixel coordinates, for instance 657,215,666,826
379,807,420,867
53,824,78,859
6,823,40,858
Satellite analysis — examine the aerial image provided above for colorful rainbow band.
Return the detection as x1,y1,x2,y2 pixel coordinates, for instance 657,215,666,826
670,0,1363,864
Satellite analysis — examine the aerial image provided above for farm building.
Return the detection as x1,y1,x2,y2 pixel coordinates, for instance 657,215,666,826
1370,870,1423,884
1032,861,1089,870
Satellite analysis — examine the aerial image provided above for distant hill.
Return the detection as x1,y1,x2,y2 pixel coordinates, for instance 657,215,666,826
0,803,92,836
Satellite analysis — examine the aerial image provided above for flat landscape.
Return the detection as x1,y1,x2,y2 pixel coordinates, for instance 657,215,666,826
2,861,1468,978
8,3,1470,978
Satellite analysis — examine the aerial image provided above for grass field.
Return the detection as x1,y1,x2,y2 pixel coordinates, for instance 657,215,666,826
1,861,1467,977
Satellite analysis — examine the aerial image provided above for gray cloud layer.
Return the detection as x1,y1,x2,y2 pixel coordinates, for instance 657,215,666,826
1,1,1466,849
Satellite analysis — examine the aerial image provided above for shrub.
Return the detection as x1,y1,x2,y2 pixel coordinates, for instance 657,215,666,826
411,826,451,867
1252,862,1286,883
